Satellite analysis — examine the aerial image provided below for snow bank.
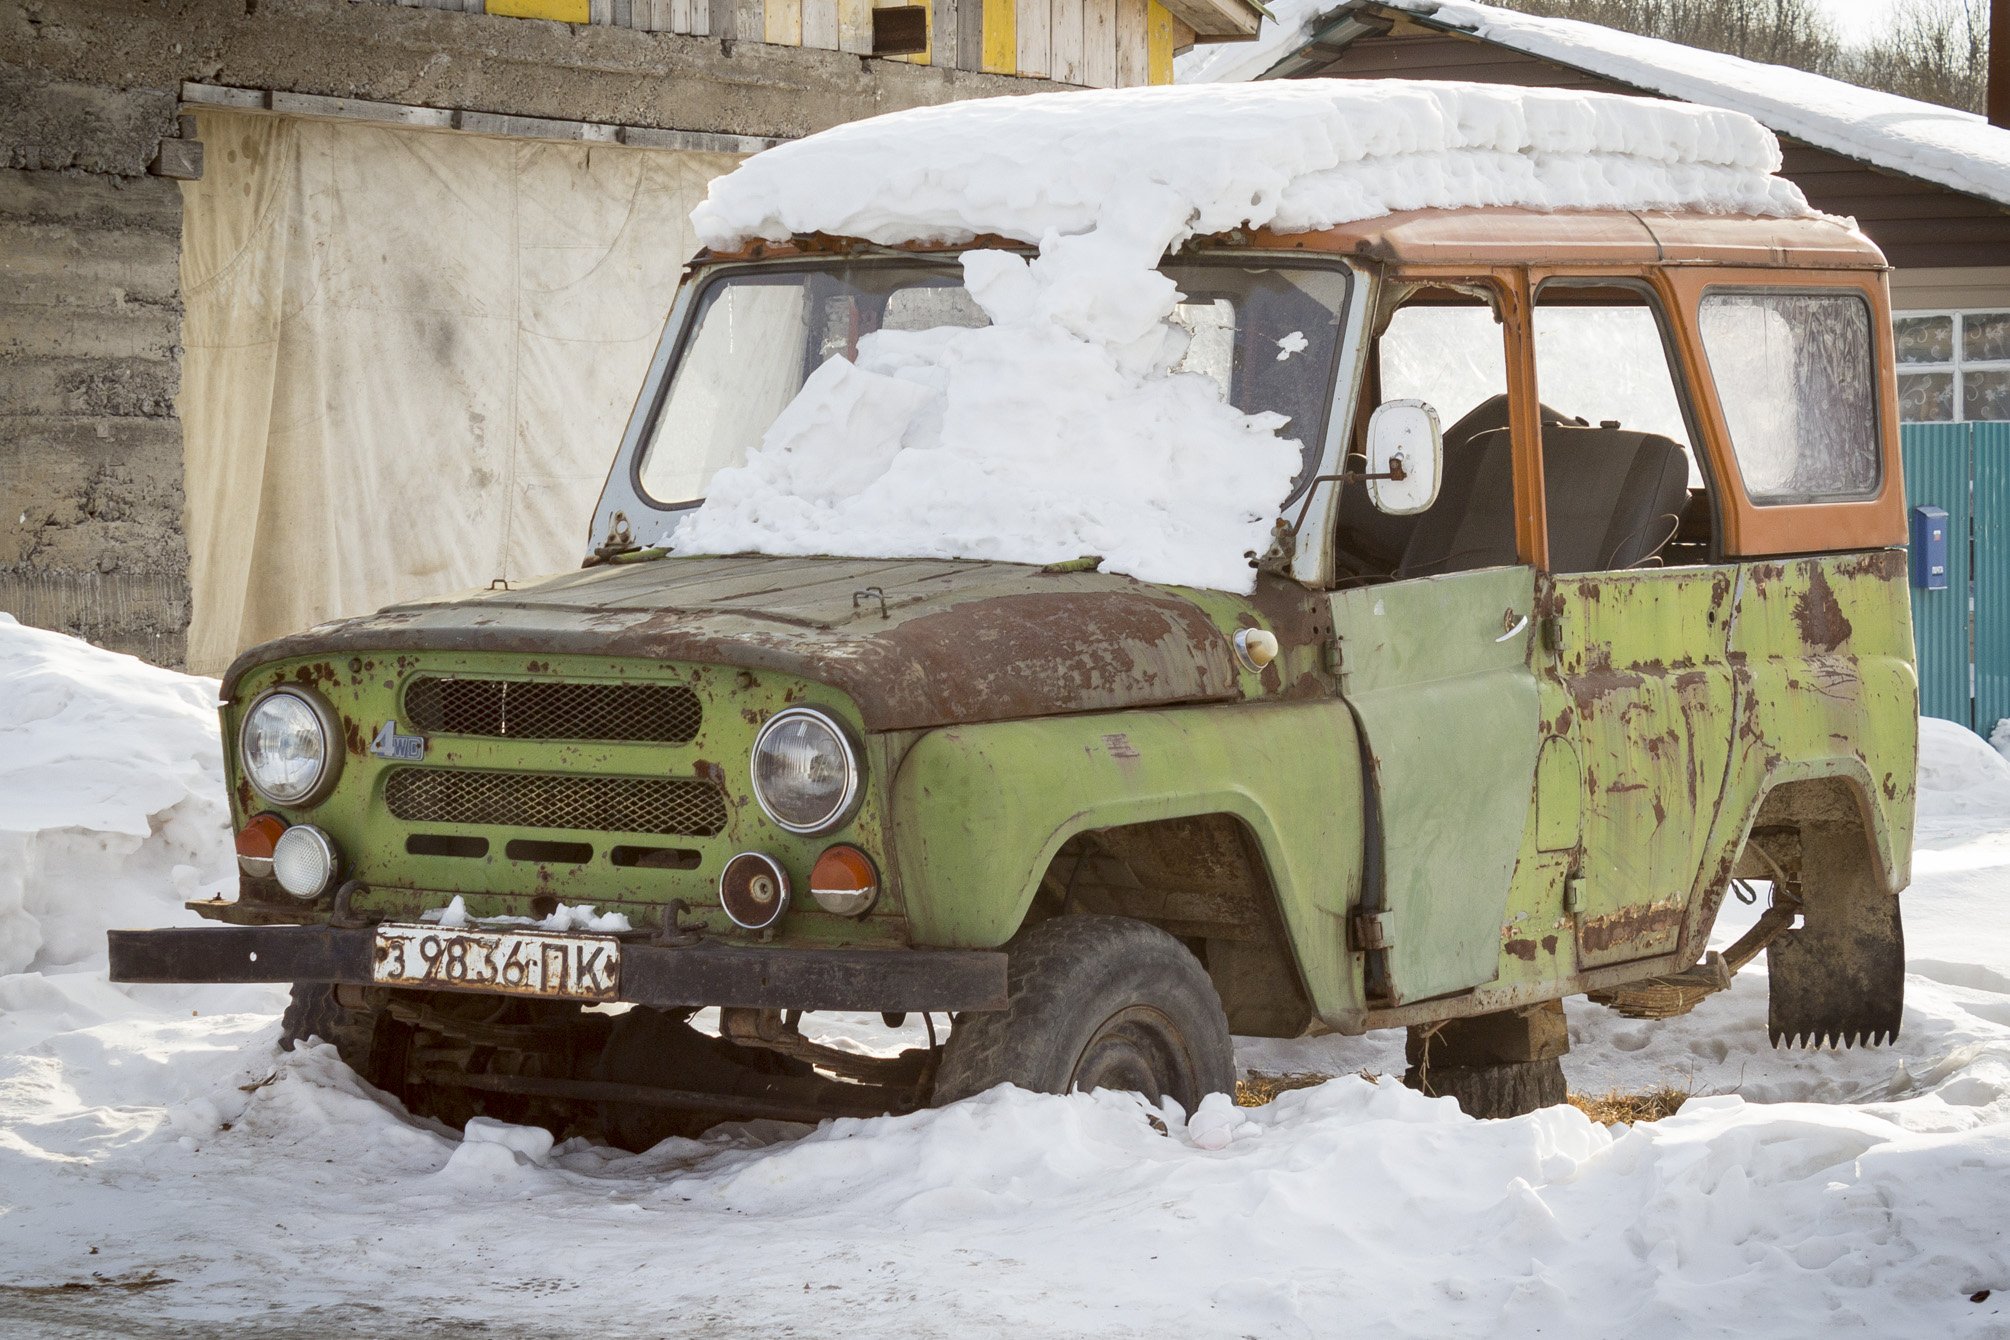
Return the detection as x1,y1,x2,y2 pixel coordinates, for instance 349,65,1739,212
1918,716,2010,821
0,616,231,976
1182,0,2010,213
675,81,1809,593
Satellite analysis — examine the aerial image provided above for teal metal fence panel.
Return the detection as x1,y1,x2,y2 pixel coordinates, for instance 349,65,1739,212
1901,423,1975,728
1975,421,2010,739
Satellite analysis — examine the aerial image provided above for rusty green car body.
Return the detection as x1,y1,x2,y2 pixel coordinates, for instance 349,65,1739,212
110,206,1917,1125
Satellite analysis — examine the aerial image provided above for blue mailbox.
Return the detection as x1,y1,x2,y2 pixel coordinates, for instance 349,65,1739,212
1911,505,1949,591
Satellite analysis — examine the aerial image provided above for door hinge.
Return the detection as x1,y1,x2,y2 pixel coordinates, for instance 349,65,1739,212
1352,909,1394,952
1323,637,1344,675
1540,614,1562,655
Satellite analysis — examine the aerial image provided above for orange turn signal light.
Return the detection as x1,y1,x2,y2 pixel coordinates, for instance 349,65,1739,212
810,844,878,917
236,813,288,875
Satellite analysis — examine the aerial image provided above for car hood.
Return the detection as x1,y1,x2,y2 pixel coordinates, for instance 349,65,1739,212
221,555,1253,730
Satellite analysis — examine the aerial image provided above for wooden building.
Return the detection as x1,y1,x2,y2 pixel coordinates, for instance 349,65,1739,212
1189,0,2010,424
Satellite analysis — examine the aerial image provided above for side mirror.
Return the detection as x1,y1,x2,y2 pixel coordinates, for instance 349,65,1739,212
1364,400,1443,516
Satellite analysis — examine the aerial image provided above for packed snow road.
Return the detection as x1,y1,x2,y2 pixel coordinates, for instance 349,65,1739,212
5,616,2010,1338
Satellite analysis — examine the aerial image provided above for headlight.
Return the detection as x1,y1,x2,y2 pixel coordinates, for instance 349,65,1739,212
239,688,341,807
750,707,861,834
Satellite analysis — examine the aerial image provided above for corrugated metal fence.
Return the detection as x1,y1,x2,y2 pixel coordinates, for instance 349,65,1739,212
1902,421,2010,737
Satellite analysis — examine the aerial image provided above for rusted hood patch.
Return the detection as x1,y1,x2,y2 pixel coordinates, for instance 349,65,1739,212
221,556,1245,730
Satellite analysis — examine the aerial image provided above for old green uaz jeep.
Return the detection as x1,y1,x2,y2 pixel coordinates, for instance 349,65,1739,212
110,201,1916,1135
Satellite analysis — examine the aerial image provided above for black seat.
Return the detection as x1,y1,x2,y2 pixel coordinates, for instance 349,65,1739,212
1336,394,1561,575
1399,422,1690,577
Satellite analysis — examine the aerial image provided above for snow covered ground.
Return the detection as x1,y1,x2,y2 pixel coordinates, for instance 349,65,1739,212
5,619,2010,1337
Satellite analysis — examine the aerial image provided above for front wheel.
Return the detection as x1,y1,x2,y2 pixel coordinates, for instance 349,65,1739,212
934,915,1234,1112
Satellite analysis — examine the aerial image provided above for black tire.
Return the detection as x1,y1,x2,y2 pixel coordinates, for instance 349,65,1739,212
934,915,1235,1112
279,983,404,1093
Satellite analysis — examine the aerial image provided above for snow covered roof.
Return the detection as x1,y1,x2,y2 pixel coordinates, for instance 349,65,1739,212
676,82,1816,594
1179,0,2010,213
693,80,1813,252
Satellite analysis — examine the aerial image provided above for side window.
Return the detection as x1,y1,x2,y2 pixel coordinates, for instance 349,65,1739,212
1697,290,1881,503
1337,293,1520,580
1532,285,1709,573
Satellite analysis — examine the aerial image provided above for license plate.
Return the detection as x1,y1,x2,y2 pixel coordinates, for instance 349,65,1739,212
371,924,621,1002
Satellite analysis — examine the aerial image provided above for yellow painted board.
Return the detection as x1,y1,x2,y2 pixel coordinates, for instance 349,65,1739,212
487,0,591,19
982,0,1016,72
1145,0,1173,85
1115,0,1147,86
765,0,803,43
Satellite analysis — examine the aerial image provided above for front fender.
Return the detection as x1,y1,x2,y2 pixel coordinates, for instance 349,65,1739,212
888,701,1367,1020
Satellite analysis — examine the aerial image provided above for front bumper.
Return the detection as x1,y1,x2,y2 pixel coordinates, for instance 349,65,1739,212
107,926,1008,1013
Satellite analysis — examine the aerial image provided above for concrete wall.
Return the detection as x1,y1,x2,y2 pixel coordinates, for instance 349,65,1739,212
0,0,1046,666
1,52,190,663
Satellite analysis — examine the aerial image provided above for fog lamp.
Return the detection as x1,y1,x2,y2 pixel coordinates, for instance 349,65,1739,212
720,851,790,931
271,824,339,900
810,845,879,917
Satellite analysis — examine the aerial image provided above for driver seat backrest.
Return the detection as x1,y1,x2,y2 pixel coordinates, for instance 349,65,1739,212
1542,425,1690,573
1400,424,1691,577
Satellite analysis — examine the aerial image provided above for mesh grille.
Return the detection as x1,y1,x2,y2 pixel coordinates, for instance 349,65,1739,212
404,677,700,743
384,769,728,837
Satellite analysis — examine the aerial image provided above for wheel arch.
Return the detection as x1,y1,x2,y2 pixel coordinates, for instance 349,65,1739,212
887,704,1367,1023
1680,754,1905,963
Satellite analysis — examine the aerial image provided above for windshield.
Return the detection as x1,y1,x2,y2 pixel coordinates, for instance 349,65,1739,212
634,257,1352,508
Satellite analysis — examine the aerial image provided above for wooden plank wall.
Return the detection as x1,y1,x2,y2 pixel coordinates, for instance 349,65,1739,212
424,0,1187,84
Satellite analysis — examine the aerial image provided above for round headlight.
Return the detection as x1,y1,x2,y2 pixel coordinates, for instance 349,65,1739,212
239,688,340,807
750,707,861,835
271,824,339,899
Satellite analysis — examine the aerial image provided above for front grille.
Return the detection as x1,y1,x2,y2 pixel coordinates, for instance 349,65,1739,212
384,769,728,836
404,677,701,743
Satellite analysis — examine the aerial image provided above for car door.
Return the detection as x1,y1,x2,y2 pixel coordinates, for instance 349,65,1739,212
1329,569,1542,1003
1327,280,1543,1005
1528,275,1737,968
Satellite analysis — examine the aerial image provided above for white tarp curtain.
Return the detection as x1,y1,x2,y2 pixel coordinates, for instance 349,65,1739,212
179,108,739,672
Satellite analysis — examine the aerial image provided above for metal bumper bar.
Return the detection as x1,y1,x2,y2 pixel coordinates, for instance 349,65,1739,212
106,926,1009,1013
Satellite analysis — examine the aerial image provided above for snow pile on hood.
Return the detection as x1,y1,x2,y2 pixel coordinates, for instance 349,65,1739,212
673,81,1810,593
0,616,231,976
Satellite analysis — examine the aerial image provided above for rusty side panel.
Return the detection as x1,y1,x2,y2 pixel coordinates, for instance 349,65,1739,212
1682,547,1918,963
1550,565,1739,969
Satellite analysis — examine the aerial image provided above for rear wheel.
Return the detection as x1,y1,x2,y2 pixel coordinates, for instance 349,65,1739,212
934,915,1235,1112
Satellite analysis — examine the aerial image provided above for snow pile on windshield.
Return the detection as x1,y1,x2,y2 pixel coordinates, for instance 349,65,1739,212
0,615,231,977
673,81,1811,593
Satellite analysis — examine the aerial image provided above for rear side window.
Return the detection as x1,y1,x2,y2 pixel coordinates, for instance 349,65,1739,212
1697,290,1881,504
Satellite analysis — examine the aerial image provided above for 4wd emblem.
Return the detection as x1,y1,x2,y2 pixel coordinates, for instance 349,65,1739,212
370,720,426,761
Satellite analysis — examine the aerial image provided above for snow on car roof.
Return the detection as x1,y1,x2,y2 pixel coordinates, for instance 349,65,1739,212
1180,0,2010,212
691,79,1814,253
674,80,1815,594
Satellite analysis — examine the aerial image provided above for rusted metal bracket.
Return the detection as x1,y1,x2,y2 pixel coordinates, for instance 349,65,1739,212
1351,909,1394,952
719,1006,934,1085
1589,892,1800,1021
